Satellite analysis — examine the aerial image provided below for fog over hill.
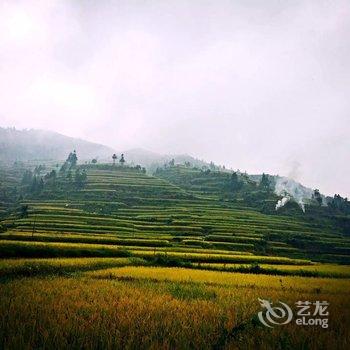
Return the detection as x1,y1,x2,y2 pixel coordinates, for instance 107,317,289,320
1,1,349,196
0,127,345,205
123,148,209,171
0,127,210,168
0,127,114,162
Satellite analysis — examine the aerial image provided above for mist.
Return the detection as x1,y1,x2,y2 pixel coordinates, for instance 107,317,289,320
0,0,349,197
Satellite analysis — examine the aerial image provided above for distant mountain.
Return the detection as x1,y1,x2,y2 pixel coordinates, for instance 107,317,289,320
0,127,212,170
0,127,115,163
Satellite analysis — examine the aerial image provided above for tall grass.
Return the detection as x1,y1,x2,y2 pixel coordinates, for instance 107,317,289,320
0,269,349,349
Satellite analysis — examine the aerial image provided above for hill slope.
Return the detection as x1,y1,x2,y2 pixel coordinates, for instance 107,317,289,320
1,163,349,264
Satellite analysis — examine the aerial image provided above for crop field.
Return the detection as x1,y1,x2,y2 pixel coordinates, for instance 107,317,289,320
0,262,349,349
0,164,349,348
2,166,350,263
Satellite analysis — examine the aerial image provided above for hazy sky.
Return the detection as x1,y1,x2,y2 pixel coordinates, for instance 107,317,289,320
0,0,349,196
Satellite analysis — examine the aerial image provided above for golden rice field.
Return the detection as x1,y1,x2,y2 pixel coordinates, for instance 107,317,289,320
1,166,349,349
0,261,349,349
198,262,350,278
86,266,350,292
0,257,143,278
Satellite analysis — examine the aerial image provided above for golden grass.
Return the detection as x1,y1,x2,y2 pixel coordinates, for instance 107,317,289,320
1,268,349,349
0,257,142,279
86,266,350,294
131,250,311,265
0,257,136,270
198,263,350,278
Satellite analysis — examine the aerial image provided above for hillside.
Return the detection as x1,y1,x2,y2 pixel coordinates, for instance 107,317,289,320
1,127,340,210
1,159,350,349
1,162,349,265
0,127,214,169
0,127,115,162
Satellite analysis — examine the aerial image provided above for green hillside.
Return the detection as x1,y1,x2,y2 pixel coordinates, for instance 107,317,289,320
1,161,349,266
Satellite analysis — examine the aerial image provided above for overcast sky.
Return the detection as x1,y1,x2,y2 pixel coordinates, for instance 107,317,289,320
0,0,349,196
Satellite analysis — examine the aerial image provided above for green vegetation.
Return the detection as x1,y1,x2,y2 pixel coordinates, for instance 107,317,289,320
0,257,141,279
0,155,349,349
2,165,350,254
1,158,350,266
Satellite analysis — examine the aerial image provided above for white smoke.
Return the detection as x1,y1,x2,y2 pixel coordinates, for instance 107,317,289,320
275,196,290,210
274,176,314,212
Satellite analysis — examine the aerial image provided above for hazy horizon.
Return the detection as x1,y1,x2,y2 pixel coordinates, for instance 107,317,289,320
0,0,349,197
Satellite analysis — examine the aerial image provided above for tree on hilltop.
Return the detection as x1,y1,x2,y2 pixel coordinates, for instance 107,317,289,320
68,150,78,167
259,173,271,190
313,189,322,206
119,154,125,165
60,150,78,173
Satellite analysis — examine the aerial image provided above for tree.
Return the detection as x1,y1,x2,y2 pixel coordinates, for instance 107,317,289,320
119,154,125,165
38,178,44,192
60,151,78,173
329,194,350,214
74,169,87,189
313,189,322,206
21,170,33,185
29,176,43,193
34,165,45,175
44,170,57,189
230,172,242,192
169,159,175,166
60,162,69,173
81,170,87,182
259,173,271,190
44,170,57,180
91,158,98,164
30,177,38,193
69,150,78,167
112,154,117,165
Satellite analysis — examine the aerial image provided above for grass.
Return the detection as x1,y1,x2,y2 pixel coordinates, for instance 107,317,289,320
132,250,312,265
0,267,349,349
196,262,350,278
86,266,350,293
0,257,142,279
3,164,348,265
0,232,171,247
0,240,132,258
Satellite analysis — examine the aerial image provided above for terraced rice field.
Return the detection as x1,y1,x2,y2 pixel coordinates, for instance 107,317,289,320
0,164,349,348
1,166,349,265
